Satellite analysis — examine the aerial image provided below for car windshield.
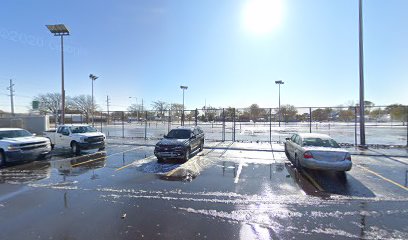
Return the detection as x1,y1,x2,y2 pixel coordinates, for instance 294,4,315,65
0,130,33,139
70,126,98,134
302,137,340,148
166,129,191,139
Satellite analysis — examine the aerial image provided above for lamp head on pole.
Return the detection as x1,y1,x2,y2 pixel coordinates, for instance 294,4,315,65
275,80,284,85
89,74,98,81
180,85,188,90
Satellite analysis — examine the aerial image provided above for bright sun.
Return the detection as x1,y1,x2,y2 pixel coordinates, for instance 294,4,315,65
242,0,283,35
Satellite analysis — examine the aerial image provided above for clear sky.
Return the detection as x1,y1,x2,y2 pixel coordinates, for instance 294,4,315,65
0,0,407,112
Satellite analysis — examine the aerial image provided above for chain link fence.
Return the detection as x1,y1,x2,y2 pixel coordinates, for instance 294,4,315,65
52,105,407,147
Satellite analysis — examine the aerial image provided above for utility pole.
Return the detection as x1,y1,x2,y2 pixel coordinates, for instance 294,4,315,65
7,79,15,116
106,95,110,124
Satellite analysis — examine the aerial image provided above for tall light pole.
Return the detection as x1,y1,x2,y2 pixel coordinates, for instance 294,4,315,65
89,74,98,126
180,85,188,126
46,24,69,125
358,0,366,147
275,80,284,127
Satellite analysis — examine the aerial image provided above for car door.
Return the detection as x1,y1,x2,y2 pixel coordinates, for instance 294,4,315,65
287,134,297,159
191,129,200,150
293,135,303,158
58,126,71,148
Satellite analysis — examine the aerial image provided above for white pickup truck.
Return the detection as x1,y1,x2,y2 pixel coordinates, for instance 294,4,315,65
44,124,106,154
0,128,52,167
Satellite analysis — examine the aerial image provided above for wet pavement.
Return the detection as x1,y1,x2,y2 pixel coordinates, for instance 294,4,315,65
0,140,407,239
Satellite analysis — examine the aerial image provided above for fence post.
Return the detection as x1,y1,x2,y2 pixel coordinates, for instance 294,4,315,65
168,109,171,133
145,111,148,140
354,107,358,147
269,108,272,143
309,107,312,133
195,109,198,126
222,108,225,142
100,112,103,132
233,108,236,142
122,111,125,138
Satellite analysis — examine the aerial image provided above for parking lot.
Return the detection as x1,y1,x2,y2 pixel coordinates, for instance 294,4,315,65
0,140,407,239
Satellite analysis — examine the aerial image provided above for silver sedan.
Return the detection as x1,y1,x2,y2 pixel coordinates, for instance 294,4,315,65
284,133,352,172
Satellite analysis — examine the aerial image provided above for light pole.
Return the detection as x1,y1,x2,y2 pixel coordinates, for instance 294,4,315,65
89,74,98,126
275,80,284,127
358,0,366,147
46,24,69,125
180,85,188,126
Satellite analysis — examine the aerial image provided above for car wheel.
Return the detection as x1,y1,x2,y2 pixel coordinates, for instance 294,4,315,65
0,151,6,167
199,141,204,152
71,142,80,155
337,171,347,183
51,144,55,150
183,148,190,162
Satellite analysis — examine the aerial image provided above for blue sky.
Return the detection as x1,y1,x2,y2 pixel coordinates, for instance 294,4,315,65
0,0,407,112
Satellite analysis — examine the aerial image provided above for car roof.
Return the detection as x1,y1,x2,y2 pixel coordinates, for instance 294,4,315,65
0,128,24,131
58,124,92,127
174,126,201,131
297,133,333,139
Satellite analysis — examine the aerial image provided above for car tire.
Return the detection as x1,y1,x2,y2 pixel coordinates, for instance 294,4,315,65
71,142,80,155
337,171,347,183
183,148,190,163
199,141,204,152
0,151,6,167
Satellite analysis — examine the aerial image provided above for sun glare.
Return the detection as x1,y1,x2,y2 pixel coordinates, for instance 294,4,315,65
242,0,283,35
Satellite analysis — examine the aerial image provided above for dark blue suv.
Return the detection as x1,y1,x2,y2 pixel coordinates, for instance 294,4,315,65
154,126,205,163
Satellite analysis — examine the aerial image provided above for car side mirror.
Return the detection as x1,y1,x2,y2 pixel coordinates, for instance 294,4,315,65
285,138,290,141
163,134,167,138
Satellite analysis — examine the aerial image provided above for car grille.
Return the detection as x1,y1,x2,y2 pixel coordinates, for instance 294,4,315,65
85,136,104,143
19,141,48,151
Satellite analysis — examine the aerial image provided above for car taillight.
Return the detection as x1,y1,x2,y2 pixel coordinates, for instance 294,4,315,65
345,153,352,161
303,152,313,159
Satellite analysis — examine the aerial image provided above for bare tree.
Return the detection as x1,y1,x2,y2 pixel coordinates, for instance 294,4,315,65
69,95,98,122
33,93,62,114
151,100,169,117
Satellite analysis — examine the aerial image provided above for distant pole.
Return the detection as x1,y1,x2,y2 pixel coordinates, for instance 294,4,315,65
180,85,188,126
106,95,110,124
89,74,98,127
358,0,366,146
275,80,284,127
7,79,15,116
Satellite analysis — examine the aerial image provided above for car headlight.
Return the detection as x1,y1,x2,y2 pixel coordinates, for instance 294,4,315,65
8,145,20,151
80,137,87,142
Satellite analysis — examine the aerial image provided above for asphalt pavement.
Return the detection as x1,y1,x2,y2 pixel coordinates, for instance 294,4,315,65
0,140,407,239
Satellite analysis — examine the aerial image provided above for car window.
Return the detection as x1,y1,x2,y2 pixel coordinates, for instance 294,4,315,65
303,138,340,148
291,135,297,142
166,129,191,139
57,127,63,133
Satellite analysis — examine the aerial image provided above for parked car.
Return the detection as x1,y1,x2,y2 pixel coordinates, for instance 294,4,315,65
284,133,352,172
0,128,51,167
44,124,105,155
154,126,205,163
